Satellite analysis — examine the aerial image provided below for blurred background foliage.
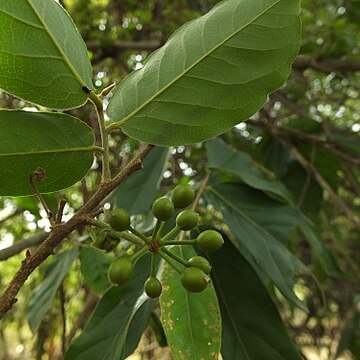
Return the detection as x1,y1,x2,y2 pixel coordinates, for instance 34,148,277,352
1,0,360,359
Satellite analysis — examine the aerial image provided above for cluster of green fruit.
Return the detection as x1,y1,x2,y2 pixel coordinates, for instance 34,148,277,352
103,184,224,298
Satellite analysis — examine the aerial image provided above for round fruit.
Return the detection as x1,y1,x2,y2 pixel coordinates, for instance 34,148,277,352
109,208,131,231
152,197,174,221
108,257,134,285
145,277,162,298
188,256,212,275
181,267,208,293
176,210,199,230
197,230,224,253
171,184,195,208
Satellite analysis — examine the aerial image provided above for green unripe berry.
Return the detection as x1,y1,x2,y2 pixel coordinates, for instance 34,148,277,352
197,230,224,253
188,256,212,275
171,184,195,208
181,267,208,293
152,197,174,221
108,257,134,285
176,210,199,230
109,208,131,231
145,277,162,298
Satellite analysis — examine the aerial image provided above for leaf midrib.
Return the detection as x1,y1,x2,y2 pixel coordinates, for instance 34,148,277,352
0,146,98,157
179,247,198,359
211,269,250,360
207,186,279,240
110,0,280,128
26,0,87,88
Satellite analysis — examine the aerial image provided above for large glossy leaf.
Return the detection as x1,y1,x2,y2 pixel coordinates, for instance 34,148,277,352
206,138,292,202
115,147,169,214
160,246,221,360
79,247,112,295
28,248,78,332
0,0,93,109
107,0,301,146
209,240,301,360
65,255,154,360
0,110,95,196
205,182,307,308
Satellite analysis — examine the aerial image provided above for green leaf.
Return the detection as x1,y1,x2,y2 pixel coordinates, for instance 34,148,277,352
300,145,340,189
206,138,292,202
300,223,343,278
115,147,169,214
282,162,323,216
209,239,301,360
107,0,301,146
79,247,112,294
0,110,95,196
328,129,360,156
0,0,93,109
65,255,154,360
205,182,307,308
28,248,78,332
160,246,221,360
12,193,58,216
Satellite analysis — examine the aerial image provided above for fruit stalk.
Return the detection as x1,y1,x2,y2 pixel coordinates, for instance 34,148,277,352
159,248,189,268
160,240,196,246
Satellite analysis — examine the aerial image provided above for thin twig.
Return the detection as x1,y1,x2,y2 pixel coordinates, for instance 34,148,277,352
0,232,47,261
276,134,360,230
89,92,111,182
191,172,211,211
247,119,360,166
59,284,67,355
56,200,67,224
297,145,317,209
0,209,22,226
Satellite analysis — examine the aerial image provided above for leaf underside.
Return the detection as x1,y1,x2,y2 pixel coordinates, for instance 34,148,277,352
28,248,79,332
205,182,307,308
206,138,292,202
0,110,95,196
0,0,93,109
209,240,301,360
107,0,301,146
66,255,154,360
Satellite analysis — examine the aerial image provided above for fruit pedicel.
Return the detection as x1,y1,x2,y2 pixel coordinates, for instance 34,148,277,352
99,183,224,298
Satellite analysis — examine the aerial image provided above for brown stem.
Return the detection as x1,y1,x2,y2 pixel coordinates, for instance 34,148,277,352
191,171,211,211
56,200,67,224
0,145,154,319
293,57,360,73
59,284,67,355
0,232,47,261
29,169,53,221
0,209,22,226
